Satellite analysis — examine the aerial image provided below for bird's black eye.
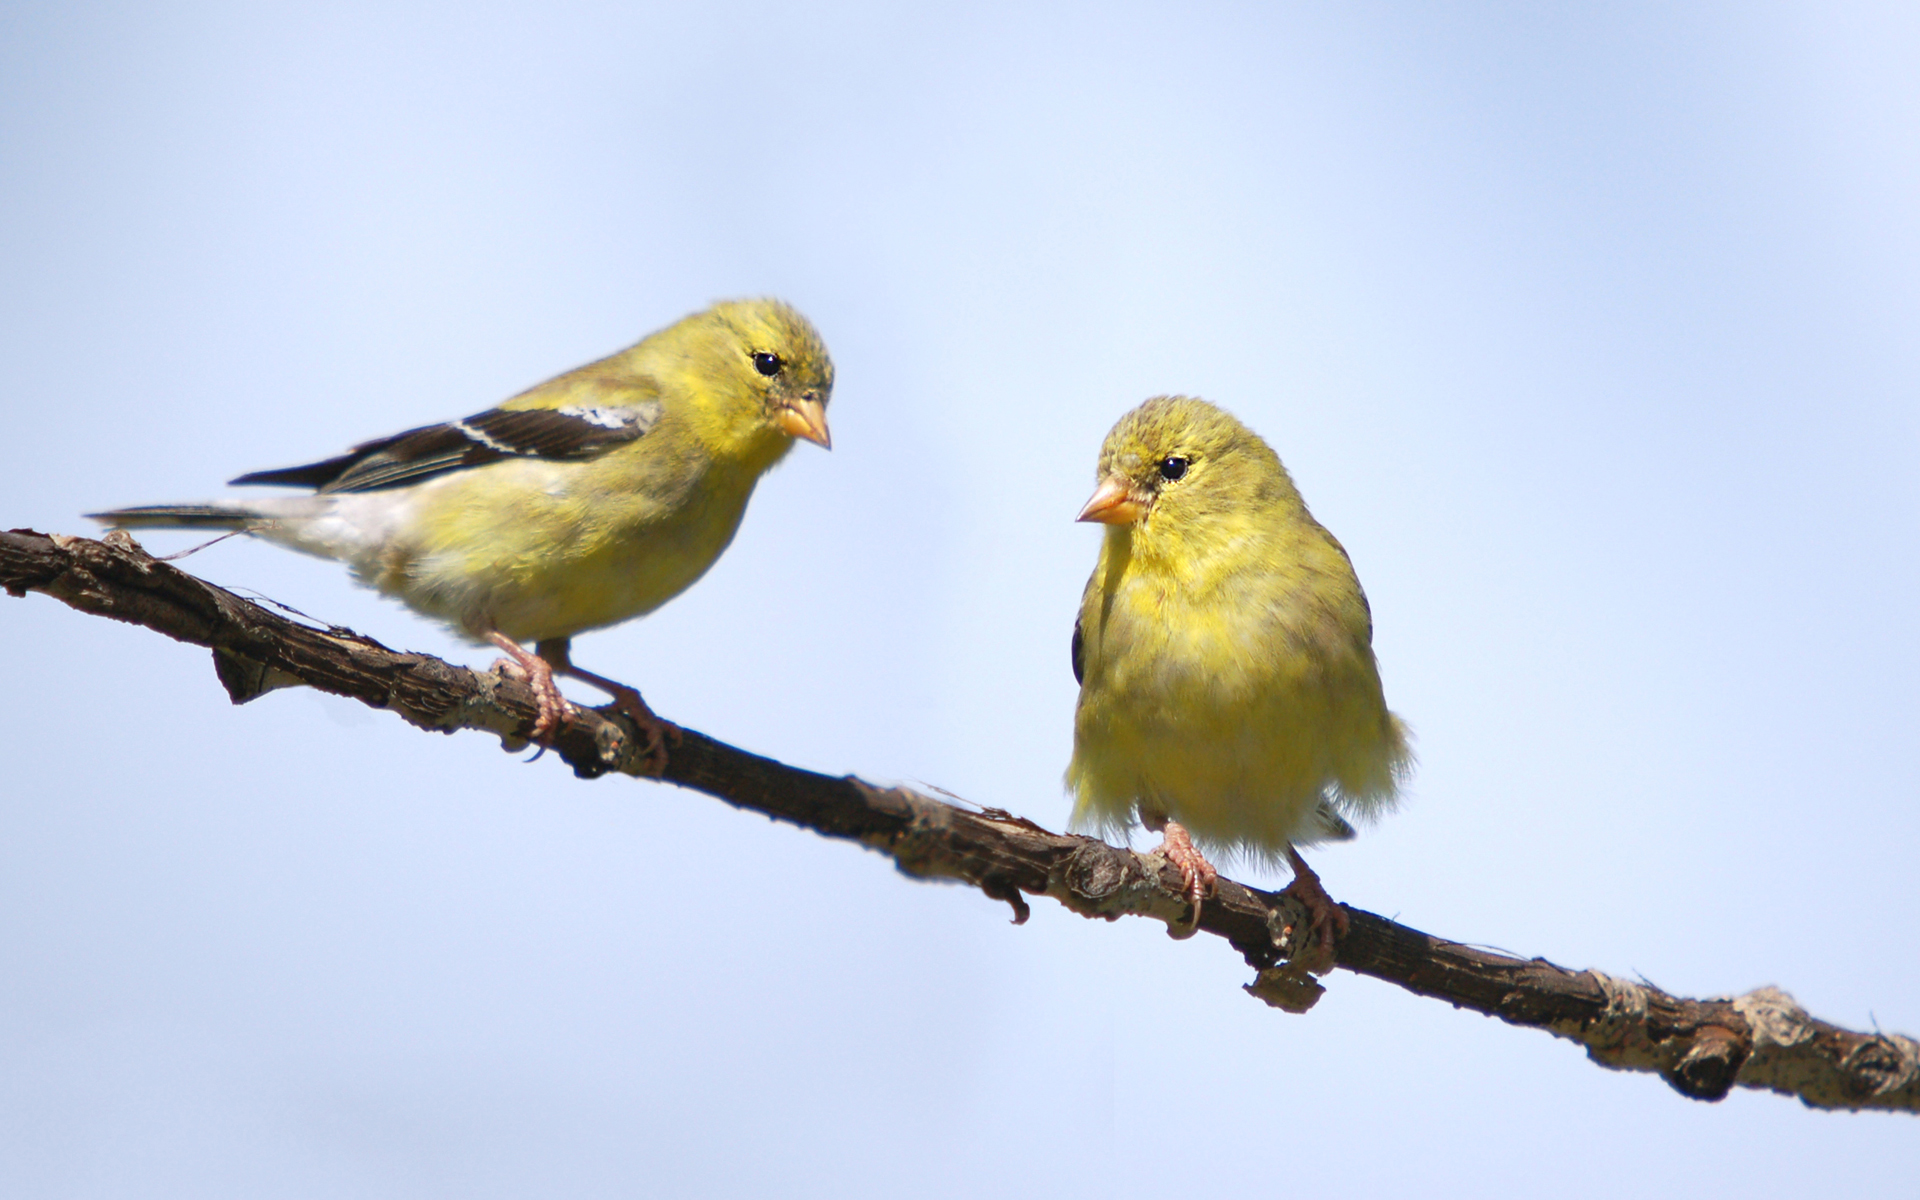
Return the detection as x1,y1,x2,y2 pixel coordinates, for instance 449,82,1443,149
752,352,784,377
1158,456,1189,481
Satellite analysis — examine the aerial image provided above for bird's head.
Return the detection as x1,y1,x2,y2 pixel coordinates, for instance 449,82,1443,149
1078,395,1277,521
709,298,834,450
652,298,834,464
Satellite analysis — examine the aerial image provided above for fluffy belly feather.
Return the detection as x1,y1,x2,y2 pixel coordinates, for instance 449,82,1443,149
285,458,752,645
1069,590,1401,859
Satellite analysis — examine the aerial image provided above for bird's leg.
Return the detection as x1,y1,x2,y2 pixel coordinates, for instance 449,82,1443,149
1280,844,1350,956
486,631,575,743
1141,811,1218,929
534,638,680,776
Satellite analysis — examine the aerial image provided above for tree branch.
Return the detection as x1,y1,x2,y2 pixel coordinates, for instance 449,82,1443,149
5,526,1914,1114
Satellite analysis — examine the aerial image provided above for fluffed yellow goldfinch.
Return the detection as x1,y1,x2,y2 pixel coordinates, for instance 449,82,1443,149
92,298,834,769
1066,395,1410,944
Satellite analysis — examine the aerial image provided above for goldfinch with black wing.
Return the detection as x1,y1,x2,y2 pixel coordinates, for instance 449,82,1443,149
1066,396,1410,945
92,297,834,769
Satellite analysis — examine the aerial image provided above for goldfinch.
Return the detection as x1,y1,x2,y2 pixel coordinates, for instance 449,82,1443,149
1065,396,1410,943
92,298,834,769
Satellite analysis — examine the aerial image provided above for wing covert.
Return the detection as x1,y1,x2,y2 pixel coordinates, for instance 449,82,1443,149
232,398,664,493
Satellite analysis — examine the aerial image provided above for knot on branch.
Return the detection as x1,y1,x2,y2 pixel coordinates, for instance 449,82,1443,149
1049,839,1193,935
1058,840,1142,909
1260,893,1321,968
1732,986,1920,1109
1664,1024,1748,1102
1839,1036,1920,1102
1571,975,1753,1102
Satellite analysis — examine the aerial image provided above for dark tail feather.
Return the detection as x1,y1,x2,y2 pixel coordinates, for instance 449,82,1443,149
1311,802,1358,842
86,504,256,531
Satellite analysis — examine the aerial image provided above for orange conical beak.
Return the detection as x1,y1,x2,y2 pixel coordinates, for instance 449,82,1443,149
1076,475,1146,524
776,397,832,449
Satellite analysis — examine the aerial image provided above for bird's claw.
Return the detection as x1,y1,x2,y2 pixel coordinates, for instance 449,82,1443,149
1155,821,1218,933
514,633,679,771
627,708,680,777
489,648,577,746
528,691,577,745
1279,847,1349,963
602,686,679,776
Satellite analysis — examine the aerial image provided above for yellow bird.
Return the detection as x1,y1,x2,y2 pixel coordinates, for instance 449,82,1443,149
1066,395,1410,945
92,298,834,769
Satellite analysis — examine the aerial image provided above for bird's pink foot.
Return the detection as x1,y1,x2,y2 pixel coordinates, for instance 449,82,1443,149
534,638,680,775
488,632,576,743
1280,844,1349,956
593,680,680,776
1151,819,1218,928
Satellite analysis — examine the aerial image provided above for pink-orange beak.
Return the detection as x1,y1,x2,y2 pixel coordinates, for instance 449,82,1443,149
776,396,832,449
1076,475,1146,524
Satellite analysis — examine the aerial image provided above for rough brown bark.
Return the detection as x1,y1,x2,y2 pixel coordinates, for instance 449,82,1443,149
5,526,1915,1114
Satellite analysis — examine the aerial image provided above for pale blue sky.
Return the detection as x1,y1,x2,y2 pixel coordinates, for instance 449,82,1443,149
3,2,1917,1195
